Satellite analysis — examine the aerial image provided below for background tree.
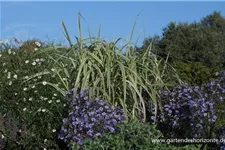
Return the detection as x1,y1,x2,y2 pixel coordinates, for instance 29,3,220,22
139,11,225,85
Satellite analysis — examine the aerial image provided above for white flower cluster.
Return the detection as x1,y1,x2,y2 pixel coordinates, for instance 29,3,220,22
35,41,41,47
25,58,45,66
6,49,16,55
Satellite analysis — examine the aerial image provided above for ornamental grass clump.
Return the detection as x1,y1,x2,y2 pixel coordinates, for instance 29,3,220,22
58,89,126,147
40,13,181,123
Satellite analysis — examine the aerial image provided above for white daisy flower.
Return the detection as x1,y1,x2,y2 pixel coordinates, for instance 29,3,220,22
23,108,27,111
34,48,38,51
32,61,36,66
42,81,47,85
52,129,56,132
13,74,18,79
8,49,11,54
7,72,11,79
35,41,41,47
25,60,29,64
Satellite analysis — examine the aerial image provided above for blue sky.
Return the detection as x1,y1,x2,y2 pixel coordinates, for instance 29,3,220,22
1,1,225,47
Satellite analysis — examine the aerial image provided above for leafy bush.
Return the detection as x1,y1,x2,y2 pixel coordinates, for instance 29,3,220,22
75,120,201,150
173,61,221,85
58,89,126,148
0,42,68,149
73,120,163,150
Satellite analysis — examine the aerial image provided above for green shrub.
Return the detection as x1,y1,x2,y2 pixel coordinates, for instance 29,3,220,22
173,61,222,86
72,120,163,150
71,120,201,150
0,42,67,149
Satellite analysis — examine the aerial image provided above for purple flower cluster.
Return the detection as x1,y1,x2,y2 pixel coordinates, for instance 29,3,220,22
58,89,126,146
159,71,225,139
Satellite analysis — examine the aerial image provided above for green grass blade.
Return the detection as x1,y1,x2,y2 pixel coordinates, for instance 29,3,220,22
61,21,73,47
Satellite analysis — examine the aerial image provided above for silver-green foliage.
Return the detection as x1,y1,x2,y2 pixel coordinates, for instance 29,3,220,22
39,13,180,122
